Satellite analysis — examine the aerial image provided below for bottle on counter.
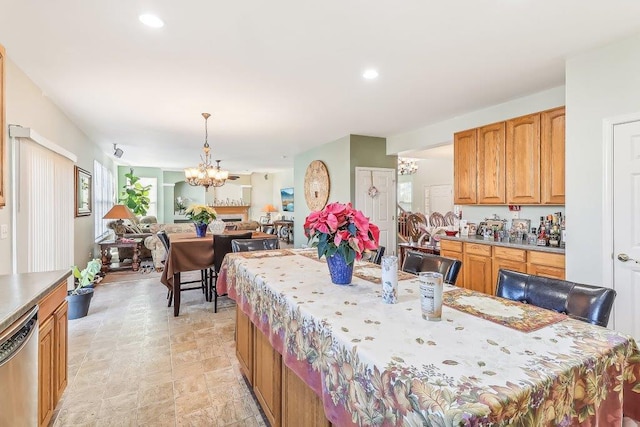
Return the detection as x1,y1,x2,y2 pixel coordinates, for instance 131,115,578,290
537,217,548,246
560,215,566,249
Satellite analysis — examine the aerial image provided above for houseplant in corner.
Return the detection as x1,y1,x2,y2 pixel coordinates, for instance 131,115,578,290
119,169,151,216
67,258,102,320
304,202,380,285
185,204,218,237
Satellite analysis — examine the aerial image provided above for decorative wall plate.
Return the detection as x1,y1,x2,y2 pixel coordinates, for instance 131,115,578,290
304,160,330,211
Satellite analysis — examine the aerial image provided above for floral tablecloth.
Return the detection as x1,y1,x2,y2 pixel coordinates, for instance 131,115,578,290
222,248,640,426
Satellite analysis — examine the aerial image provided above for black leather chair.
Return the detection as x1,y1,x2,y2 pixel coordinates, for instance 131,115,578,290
212,232,253,312
495,269,617,327
401,251,462,285
231,238,280,252
371,246,385,265
156,231,208,307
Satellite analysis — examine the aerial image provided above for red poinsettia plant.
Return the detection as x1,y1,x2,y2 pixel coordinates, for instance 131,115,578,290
304,202,380,265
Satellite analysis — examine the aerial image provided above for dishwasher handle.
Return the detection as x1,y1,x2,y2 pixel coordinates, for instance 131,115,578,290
0,306,38,367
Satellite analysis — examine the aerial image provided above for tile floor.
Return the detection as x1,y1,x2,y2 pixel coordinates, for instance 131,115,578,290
53,270,267,427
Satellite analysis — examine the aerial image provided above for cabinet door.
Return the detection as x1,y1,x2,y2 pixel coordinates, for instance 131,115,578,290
454,129,477,204
253,328,282,427
235,307,254,384
477,122,506,204
39,316,55,427
463,253,493,294
506,114,540,204
282,364,330,427
541,107,565,204
54,301,68,404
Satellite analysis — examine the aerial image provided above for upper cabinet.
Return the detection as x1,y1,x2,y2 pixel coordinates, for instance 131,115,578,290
540,107,566,204
477,122,506,204
454,106,565,206
453,129,477,204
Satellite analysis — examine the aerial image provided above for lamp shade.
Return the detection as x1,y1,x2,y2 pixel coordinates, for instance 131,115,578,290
263,204,278,213
103,204,136,220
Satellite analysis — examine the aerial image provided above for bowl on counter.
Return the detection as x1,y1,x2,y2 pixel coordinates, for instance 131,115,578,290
444,230,459,237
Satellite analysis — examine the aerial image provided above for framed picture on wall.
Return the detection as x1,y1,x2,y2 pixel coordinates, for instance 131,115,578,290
75,166,92,217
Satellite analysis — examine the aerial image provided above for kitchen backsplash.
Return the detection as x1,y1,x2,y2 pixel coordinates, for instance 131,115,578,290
459,205,565,231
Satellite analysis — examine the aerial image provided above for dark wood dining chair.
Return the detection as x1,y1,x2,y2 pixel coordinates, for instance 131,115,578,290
212,232,253,312
401,250,462,285
231,238,280,252
157,231,208,307
496,269,617,327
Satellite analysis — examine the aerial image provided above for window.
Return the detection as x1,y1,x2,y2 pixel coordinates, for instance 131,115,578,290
138,177,158,217
94,160,115,240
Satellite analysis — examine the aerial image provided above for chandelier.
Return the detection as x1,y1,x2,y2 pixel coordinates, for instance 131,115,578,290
398,158,418,175
184,113,229,190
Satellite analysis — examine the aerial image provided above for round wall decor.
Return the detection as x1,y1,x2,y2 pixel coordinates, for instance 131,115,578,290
304,160,330,211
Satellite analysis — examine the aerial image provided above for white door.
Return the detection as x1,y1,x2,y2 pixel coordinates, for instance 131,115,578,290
355,168,396,255
424,184,453,215
613,119,640,340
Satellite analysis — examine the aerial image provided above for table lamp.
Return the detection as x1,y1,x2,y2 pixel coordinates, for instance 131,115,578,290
263,204,278,223
103,204,137,240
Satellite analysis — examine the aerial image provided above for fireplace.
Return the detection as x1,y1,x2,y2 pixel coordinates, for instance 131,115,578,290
213,205,250,222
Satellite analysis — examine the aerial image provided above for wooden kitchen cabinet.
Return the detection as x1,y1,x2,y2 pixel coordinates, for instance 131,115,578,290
492,247,527,292
541,107,566,204
282,365,331,427
454,129,477,204
253,327,282,427
477,122,506,204
440,240,464,286
506,113,541,204
38,279,68,427
463,243,493,294
527,251,565,279
236,307,254,384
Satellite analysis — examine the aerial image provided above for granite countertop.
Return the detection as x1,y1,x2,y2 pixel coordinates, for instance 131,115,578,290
0,270,71,332
439,234,565,254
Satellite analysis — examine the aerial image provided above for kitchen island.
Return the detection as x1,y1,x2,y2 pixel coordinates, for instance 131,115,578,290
220,249,640,426
0,270,71,427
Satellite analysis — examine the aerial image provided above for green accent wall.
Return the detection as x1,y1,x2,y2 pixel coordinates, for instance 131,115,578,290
293,134,396,247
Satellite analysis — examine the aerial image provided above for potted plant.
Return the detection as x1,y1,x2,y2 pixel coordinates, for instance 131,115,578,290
185,204,218,237
67,258,102,320
119,169,151,216
304,202,380,285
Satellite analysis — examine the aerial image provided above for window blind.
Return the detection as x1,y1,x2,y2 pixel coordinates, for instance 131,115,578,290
94,160,115,240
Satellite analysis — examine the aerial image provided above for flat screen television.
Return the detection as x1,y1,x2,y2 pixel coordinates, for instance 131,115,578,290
280,187,294,212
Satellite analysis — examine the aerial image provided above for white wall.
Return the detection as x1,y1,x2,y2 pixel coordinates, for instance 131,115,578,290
565,31,640,284
410,158,454,213
272,169,294,220
250,173,273,221
387,86,565,154
3,57,113,272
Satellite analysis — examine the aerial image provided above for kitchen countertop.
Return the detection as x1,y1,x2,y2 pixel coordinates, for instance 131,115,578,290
0,270,71,332
439,234,565,254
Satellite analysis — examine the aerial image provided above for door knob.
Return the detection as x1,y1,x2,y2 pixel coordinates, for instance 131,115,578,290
617,253,640,263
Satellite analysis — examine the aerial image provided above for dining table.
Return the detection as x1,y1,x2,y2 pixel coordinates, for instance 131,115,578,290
159,230,271,316
219,248,640,426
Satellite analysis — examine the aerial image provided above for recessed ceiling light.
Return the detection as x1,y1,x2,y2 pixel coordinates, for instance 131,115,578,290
363,69,379,80
139,14,164,28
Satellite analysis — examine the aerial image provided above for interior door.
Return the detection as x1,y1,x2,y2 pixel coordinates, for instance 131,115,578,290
613,119,640,340
424,184,453,215
355,168,396,255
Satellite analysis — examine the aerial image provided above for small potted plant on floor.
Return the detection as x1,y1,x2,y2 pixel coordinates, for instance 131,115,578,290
67,258,102,320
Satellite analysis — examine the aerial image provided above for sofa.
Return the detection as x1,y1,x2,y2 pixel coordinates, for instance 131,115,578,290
144,220,261,270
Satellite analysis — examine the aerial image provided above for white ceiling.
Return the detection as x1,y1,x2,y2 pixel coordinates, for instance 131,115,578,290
1,1,639,173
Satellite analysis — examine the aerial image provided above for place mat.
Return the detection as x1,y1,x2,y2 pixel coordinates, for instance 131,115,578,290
239,249,296,259
298,250,414,284
443,288,567,333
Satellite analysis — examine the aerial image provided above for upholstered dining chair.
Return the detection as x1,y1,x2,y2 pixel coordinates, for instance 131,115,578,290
225,224,238,231
370,246,385,265
212,232,253,312
231,238,280,252
401,251,462,286
495,269,617,328
156,231,208,307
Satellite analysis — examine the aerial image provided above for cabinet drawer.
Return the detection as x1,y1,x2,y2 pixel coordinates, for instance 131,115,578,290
494,246,526,262
39,280,67,324
464,242,492,257
528,251,565,268
527,263,565,280
440,240,462,253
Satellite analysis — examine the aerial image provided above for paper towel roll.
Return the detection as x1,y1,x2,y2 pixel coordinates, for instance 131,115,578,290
381,255,398,304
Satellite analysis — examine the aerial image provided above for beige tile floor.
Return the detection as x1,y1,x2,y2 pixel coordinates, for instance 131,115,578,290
52,270,268,427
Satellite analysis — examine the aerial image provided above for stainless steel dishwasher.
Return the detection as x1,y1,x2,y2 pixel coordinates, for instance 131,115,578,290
0,306,39,427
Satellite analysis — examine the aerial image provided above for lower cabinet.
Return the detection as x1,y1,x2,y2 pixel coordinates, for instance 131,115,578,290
440,239,565,295
236,307,332,427
38,279,68,427
253,327,282,427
